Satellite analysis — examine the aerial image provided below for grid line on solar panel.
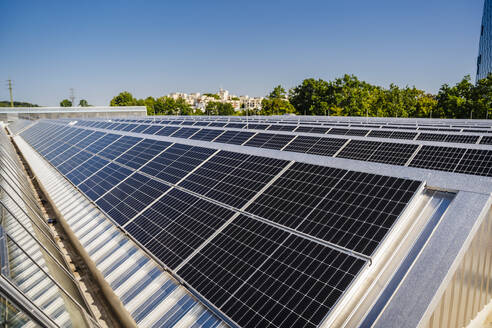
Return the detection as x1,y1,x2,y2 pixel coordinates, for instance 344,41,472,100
213,130,255,145
139,144,216,184
96,172,171,226
177,215,367,328
266,125,296,132
409,146,467,172
178,151,289,208
293,126,330,134
124,188,236,270
453,149,492,177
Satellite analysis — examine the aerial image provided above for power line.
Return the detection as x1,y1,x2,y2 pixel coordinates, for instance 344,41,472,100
69,88,75,106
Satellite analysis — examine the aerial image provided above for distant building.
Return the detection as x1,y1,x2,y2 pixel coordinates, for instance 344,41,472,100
477,0,492,81
165,89,263,111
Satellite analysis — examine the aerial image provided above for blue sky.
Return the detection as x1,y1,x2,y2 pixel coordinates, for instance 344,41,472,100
0,0,485,106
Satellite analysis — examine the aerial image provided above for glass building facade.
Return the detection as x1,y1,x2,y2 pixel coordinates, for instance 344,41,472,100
477,0,492,81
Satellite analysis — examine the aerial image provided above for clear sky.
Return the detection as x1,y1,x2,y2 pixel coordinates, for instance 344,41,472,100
0,0,485,106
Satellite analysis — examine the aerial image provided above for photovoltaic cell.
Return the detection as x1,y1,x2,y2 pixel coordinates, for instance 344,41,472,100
141,125,164,135
409,146,466,172
177,215,366,328
83,133,120,153
178,151,289,208
125,188,235,269
140,144,215,184
367,130,393,139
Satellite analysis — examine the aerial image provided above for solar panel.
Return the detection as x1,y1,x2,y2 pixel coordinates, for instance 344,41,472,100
409,146,467,172
367,130,393,138
213,131,255,145
84,133,121,154
178,151,289,208
140,144,215,184
189,129,224,141
208,122,227,127
244,124,270,130
243,133,295,150
297,171,420,255
78,163,133,200
177,215,366,328
96,172,171,225
480,136,492,145
327,128,350,135
246,162,347,229
416,133,447,142
283,136,346,157
444,135,479,144
115,139,172,169
267,125,296,132
155,126,181,136
58,150,93,175
96,136,142,160
336,140,381,161
141,125,163,135
454,149,492,177
345,129,369,137
294,126,330,134
170,127,201,139
225,123,246,129
125,188,235,269
390,131,417,140
368,142,418,166
246,162,421,255
65,154,110,185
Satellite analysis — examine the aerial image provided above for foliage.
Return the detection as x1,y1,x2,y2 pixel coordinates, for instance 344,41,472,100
0,101,39,107
203,93,220,100
205,101,235,115
108,74,492,118
79,99,90,107
261,85,295,115
110,91,138,106
60,99,72,107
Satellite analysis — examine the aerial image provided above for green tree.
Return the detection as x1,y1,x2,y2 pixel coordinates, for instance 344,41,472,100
261,85,295,115
205,101,235,115
110,91,137,106
79,99,90,107
60,99,72,107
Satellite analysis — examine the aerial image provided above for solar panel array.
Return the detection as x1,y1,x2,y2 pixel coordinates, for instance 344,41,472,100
63,117,492,177
19,119,431,328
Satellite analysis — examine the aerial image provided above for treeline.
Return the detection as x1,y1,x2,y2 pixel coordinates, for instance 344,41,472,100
110,74,492,118
0,101,39,107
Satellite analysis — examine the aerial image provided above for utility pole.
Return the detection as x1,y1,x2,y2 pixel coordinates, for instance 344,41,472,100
7,80,13,107
69,88,75,106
